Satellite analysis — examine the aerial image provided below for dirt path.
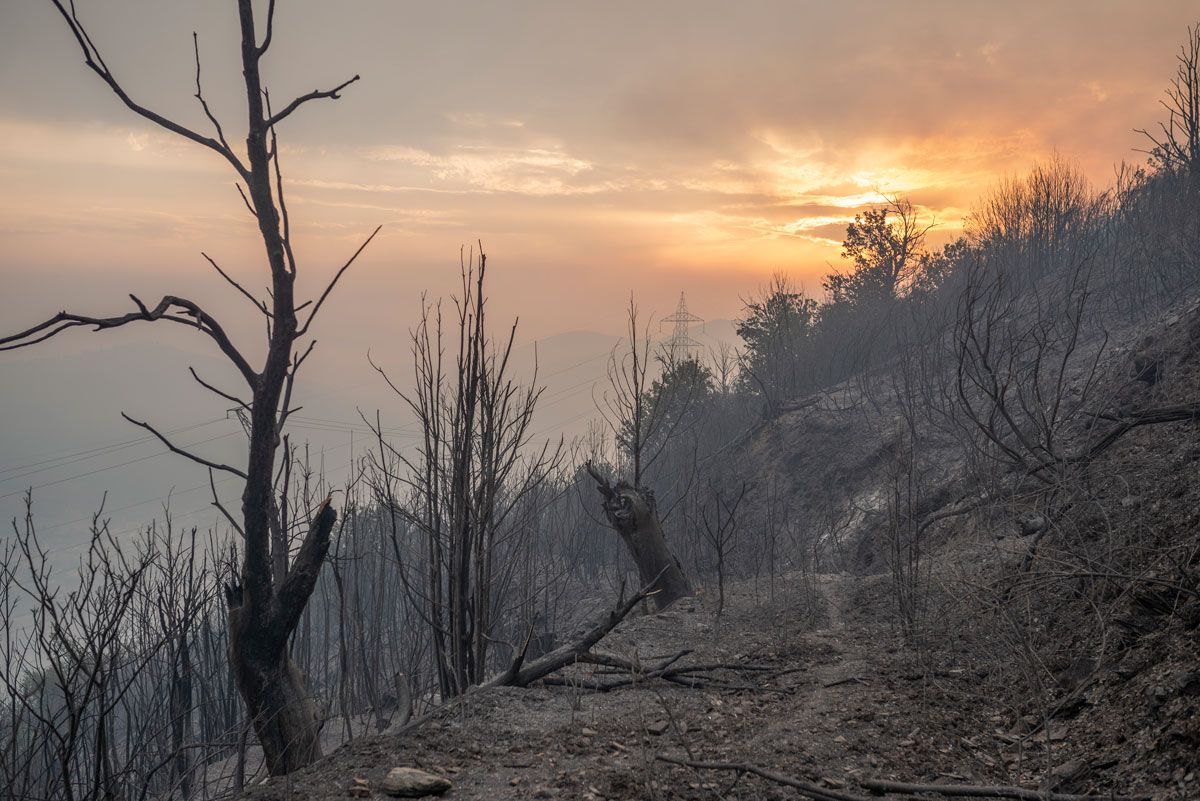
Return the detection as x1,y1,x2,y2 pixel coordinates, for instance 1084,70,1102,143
243,573,1147,800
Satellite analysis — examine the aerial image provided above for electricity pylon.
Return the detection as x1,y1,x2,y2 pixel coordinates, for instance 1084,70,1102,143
661,292,704,362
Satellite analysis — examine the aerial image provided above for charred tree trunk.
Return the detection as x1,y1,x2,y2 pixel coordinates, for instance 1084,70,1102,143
586,463,692,610
168,631,193,799
6,0,373,779
226,500,337,774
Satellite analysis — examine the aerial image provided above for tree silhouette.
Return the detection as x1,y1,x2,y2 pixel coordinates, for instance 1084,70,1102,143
0,0,378,775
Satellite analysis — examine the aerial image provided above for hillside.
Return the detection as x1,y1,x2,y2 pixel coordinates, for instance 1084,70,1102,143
230,298,1200,801
6,4,1200,801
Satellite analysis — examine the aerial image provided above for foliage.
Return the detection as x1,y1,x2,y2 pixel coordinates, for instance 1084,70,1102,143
735,274,819,404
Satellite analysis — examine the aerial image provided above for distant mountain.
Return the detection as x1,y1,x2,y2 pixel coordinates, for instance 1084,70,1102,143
0,322,745,559
511,321,742,445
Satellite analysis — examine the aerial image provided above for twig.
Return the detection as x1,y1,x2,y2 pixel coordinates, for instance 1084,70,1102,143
823,676,867,688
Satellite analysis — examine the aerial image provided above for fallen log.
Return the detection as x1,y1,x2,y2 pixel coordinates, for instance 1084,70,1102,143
387,576,660,736
495,575,663,688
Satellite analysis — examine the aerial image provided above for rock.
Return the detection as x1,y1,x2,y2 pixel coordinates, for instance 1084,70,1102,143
1042,759,1090,792
379,767,452,798
1016,512,1048,537
647,720,670,735
1173,671,1200,694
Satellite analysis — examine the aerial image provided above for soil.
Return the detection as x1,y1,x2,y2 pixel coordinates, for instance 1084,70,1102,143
243,570,1188,801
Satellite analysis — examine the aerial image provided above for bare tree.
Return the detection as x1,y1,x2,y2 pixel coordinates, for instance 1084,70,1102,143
0,1,376,774
367,250,562,699
966,156,1101,281
0,496,213,801
598,298,665,487
698,481,747,623
588,297,696,610
709,341,740,396
1137,23,1200,181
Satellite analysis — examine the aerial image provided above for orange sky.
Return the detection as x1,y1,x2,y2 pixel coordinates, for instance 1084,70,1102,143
1,0,1197,345
3,1,1200,541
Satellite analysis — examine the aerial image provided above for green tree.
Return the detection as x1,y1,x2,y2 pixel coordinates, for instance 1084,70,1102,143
735,274,819,405
826,196,933,307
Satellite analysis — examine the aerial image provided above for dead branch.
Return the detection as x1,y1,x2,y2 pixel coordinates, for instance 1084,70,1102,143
657,755,876,801
266,75,361,128
859,778,1150,801
659,757,1151,801
297,225,382,336
271,498,337,637
496,576,660,688
0,294,257,385
539,650,692,691
387,576,663,738
200,252,270,316
1083,401,1200,460
48,0,249,178
121,413,248,479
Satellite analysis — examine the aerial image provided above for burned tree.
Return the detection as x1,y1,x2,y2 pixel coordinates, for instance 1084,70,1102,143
698,481,747,622
367,250,563,699
0,1,375,775
585,463,692,610
588,298,694,611
1138,23,1200,182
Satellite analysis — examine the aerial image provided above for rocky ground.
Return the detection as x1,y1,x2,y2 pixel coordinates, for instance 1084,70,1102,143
241,567,1192,801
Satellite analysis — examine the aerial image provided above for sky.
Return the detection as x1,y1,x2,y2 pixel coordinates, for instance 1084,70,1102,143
2,1,1197,337
0,0,1197,546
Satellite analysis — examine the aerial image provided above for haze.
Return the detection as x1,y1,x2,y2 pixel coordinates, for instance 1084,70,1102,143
0,0,1195,543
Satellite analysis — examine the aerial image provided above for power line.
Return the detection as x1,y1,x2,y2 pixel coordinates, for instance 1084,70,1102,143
0,428,243,501
0,417,229,480
11,345,617,564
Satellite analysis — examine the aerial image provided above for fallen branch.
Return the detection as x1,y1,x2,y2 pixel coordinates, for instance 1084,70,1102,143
823,676,867,688
541,653,784,693
498,575,661,688
860,778,1150,801
657,755,877,801
657,756,1150,801
1084,402,1200,461
386,575,661,737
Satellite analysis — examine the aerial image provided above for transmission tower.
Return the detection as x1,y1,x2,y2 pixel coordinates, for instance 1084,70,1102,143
662,292,704,361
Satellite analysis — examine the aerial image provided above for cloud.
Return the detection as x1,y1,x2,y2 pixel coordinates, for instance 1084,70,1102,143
290,178,473,195
363,144,609,196
0,119,220,172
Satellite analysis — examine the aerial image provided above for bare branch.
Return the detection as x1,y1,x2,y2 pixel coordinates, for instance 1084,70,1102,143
0,295,258,386
860,777,1149,801
266,74,361,128
201,252,270,316
209,467,246,538
495,574,660,688
121,413,248,480
296,225,382,336
271,498,337,636
48,0,249,179
257,0,277,55
192,32,233,154
235,182,258,218
188,366,250,409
